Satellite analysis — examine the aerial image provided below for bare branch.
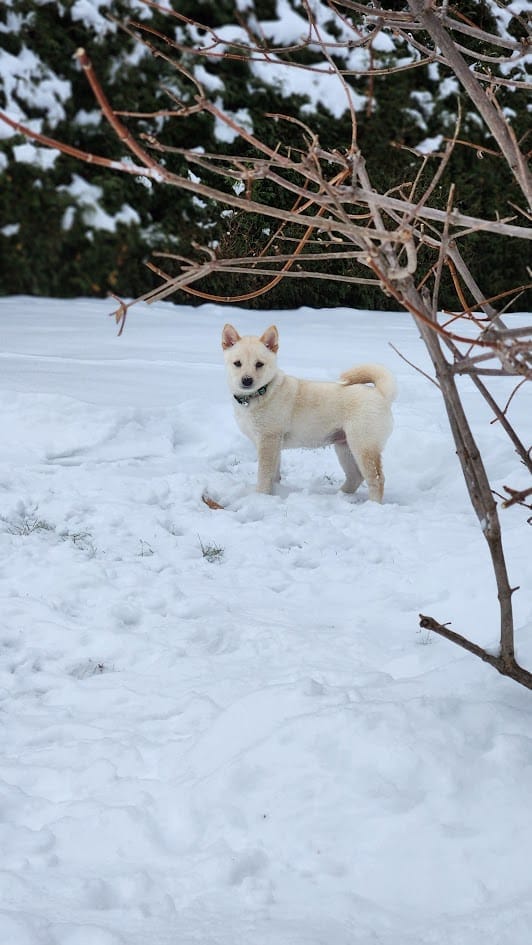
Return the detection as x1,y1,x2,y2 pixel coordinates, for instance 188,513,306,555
406,0,532,204
419,615,532,689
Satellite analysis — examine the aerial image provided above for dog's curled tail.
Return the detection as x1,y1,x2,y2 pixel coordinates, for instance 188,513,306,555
339,364,397,404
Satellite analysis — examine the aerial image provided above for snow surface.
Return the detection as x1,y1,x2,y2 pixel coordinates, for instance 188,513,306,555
0,296,531,945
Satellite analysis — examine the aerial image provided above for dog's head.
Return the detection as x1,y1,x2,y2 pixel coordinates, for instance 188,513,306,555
221,324,279,395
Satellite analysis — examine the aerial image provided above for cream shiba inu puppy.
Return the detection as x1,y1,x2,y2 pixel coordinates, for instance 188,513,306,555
222,324,396,502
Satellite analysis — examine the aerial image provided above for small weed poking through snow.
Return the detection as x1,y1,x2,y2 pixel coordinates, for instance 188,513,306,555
6,516,54,536
3,513,96,555
59,530,96,555
198,536,225,563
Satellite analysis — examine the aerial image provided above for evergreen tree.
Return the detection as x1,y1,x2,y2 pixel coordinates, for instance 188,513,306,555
0,0,529,309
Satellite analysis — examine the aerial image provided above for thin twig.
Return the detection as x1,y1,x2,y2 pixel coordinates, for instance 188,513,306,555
388,343,441,389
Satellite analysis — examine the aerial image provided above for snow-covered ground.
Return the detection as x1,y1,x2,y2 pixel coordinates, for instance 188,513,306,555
0,296,531,945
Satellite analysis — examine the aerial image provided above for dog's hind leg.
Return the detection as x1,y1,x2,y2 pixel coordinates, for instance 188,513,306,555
334,442,363,494
346,439,385,503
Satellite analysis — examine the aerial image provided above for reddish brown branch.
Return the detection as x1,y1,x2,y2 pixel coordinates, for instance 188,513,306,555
500,485,532,512
0,112,148,174
73,48,160,169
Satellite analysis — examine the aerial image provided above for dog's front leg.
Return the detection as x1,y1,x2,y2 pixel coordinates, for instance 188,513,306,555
256,434,282,494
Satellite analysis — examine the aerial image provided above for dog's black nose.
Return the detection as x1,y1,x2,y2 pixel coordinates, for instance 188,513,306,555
241,376,253,388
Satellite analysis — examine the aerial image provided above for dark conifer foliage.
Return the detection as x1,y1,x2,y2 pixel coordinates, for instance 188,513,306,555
0,0,529,309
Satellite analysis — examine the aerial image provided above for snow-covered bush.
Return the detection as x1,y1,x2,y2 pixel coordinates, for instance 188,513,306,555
1,0,529,308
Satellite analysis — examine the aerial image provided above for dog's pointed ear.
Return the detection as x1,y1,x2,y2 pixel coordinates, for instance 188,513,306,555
222,324,241,350
260,325,279,353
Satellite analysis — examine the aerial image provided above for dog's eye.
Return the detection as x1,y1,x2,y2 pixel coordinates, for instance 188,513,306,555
255,361,264,369
234,360,242,368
